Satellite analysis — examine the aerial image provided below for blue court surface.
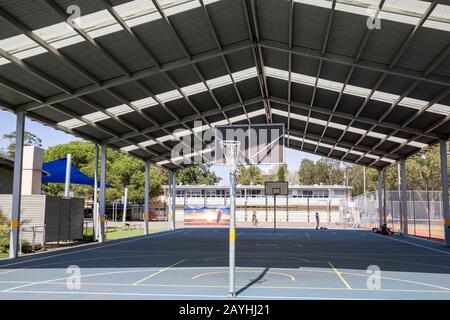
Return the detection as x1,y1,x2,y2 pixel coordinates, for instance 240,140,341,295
0,228,449,300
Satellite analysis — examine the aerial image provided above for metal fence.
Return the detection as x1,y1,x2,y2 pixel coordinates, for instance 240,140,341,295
352,176,447,241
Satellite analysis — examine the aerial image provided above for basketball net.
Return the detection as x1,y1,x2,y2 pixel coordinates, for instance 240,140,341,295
220,140,241,173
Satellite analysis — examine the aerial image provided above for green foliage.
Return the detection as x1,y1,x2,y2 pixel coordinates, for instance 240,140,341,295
236,166,264,185
297,158,344,185
304,144,448,196
176,165,221,185
276,164,287,182
0,238,8,254
20,239,31,253
43,141,168,202
3,131,42,158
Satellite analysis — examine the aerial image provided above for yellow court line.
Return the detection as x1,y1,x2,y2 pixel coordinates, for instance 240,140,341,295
133,259,186,285
328,261,352,290
192,270,295,282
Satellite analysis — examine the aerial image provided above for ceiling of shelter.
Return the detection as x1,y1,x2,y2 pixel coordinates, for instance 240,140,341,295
0,0,449,170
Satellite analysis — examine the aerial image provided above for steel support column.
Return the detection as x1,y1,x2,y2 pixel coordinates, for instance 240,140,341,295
400,159,408,236
93,144,99,241
144,160,150,235
377,169,383,227
9,111,25,258
229,169,237,297
99,145,107,242
383,169,387,225
440,140,450,246
171,170,177,230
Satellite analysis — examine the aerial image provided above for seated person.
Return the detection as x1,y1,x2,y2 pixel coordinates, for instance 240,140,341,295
373,224,393,235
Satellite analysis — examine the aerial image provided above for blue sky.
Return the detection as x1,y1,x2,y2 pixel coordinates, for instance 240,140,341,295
0,109,319,184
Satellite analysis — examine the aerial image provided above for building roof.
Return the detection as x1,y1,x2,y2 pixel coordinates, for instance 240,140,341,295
0,155,14,169
0,0,449,171
163,184,353,190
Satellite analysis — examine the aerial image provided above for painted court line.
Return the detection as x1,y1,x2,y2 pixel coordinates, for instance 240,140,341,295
328,261,352,290
0,230,185,271
192,270,296,282
133,259,186,285
1,280,448,294
373,233,450,255
0,289,382,300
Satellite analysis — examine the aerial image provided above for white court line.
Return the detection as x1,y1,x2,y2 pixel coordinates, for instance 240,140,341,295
0,290,381,300
0,229,185,269
1,280,448,294
372,233,450,256
4,263,448,294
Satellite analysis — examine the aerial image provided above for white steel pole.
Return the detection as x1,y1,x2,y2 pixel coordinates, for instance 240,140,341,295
229,169,237,297
93,144,99,241
64,153,72,197
99,145,107,243
122,187,128,226
440,140,449,247
171,171,176,230
144,160,150,235
363,167,367,219
377,170,383,227
9,111,25,258
400,159,408,236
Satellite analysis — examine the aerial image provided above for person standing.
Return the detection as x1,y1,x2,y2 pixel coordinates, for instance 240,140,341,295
252,210,258,226
315,212,320,230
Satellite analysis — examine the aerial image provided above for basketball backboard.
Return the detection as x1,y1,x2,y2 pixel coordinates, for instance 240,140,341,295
214,124,285,166
265,181,289,196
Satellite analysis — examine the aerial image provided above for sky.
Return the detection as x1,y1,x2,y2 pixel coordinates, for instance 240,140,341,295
0,109,319,184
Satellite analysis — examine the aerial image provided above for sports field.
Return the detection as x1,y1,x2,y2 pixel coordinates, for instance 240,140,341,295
0,228,449,300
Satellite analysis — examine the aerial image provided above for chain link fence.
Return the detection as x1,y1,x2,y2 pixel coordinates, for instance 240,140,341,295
352,175,447,241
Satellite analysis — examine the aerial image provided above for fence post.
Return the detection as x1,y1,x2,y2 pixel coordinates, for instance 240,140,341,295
411,185,416,236
426,179,431,239
32,227,36,251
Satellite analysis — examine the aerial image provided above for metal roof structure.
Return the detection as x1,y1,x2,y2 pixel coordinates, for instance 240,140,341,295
0,0,449,171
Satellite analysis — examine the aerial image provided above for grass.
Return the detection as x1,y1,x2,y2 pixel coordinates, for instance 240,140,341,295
0,252,8,259
84,226,164,241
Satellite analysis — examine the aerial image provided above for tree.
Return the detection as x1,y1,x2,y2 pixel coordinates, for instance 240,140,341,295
176,165,222,185
42,141,168,202
3,131,42,158
276,164,287,182
236,166,264,185
297,158,343,185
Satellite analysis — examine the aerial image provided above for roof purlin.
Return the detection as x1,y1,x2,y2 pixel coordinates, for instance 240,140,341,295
339,0,441,162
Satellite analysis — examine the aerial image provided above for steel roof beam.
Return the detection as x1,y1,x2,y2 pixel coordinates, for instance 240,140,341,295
338,0,440,161
287,0,294,146
357,86,450,166
269,96,444,140
0,2,182,157
199,0,251,124
12,39,252,112
352,45,450,164
259,40,449,87
242,0,272,124
102,97,263,145
318,0,385,156
152,0,226,125
303,0,336,151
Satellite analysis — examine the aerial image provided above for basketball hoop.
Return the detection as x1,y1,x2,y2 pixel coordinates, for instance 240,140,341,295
220,140,241,173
